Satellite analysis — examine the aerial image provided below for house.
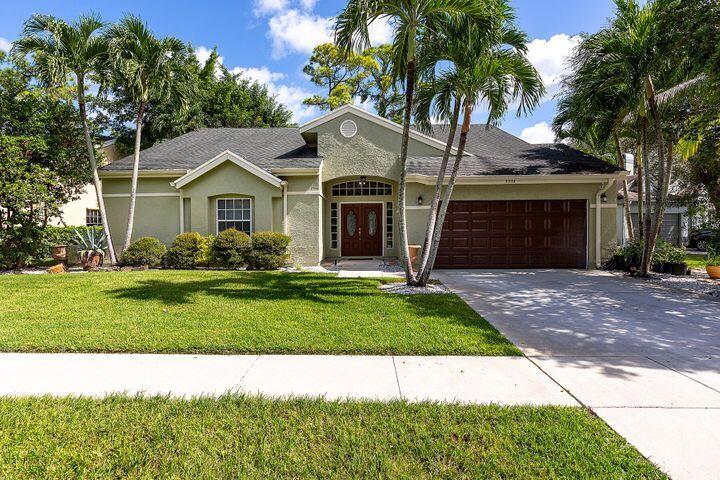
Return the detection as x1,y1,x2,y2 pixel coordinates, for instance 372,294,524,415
98,104,626,268
615,154,690,246
52,138,122,227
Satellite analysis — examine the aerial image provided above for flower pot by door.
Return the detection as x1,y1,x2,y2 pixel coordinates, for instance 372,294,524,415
81,251,103,270
408,245,421,265
707,266,720,280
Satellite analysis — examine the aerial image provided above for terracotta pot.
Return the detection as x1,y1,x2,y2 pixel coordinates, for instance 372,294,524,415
707,265,720,280
81,251,104,270
51,245,68,263
408,245,422,265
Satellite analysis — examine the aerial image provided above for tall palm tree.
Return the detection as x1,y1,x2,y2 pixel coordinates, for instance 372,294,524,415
554,0,696,276
334,0,492,285
13,14,119,264
107,15,189,253
413,16,544,285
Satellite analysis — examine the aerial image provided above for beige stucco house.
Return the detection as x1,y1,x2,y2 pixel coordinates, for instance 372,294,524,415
99,105,625,268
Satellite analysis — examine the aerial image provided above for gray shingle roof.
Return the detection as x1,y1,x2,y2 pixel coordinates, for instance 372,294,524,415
102,128,319,172
102,123,622,176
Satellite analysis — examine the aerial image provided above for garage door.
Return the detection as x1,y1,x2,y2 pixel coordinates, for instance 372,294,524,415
631,213,681,245
435,200,587,269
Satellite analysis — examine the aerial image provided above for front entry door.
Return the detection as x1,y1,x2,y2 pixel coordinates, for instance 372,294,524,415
341,203,383,257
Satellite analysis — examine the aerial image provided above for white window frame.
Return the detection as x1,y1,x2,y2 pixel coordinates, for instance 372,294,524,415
85,208,102,227
216,197,253,235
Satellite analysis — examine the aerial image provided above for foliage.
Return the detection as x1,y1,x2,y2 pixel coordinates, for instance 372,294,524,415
210,228,251,269
707,243,720,267
73,226,107,254
0,59,90,269
246,232,291,270
105,47,292,154
0,397,665,479
616,239,686,270
122,237,166,267
163,232,212,269
43,226,102,248
0,270,520,355
364,45,405,122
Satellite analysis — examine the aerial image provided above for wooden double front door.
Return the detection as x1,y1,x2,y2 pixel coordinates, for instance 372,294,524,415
341,203,383,257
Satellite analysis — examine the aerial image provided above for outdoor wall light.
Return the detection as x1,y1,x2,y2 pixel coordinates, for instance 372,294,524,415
417,195,424,206
601,193,608,203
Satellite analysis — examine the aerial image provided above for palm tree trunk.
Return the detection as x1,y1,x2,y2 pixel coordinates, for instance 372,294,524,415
640,120,653,276
647,77,672,253
123,102,146,253
77,74,118,265
614,133,635,242
415,98,460,282
417,100,472,286
399,58,417,285
636,140,644,240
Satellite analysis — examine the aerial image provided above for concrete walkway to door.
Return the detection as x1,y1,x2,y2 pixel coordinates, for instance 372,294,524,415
437,269,720,480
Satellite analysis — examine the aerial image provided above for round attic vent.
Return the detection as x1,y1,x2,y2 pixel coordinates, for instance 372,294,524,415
340,119,358,138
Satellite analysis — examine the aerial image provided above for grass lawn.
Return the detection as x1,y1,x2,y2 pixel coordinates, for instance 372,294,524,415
685,252,707,269
0,270,518,355
0,395,665,479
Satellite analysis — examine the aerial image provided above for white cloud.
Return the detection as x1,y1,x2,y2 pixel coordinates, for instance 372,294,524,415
231,66,286,84
0,37,12,53
254,0,289,16
526,34,581,99
520,122,556,144
368,17,393,46
193,45,224,74
299,0,318,10
267,10,332,58
271,83,317,122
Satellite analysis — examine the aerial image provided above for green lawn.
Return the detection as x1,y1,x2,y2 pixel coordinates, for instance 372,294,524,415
685,252,708,269
0,270,518,355
0,395,665,479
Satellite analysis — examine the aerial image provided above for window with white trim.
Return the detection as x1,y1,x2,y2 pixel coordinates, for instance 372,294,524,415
86,208,101,226
217,198,252,234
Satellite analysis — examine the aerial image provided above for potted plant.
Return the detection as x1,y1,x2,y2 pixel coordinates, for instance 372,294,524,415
664,243,688,276
74,227,107,270
706,244,720,280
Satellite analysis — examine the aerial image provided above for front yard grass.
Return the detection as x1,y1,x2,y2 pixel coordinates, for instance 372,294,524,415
0,270,519,355
0,395,665,479
685,252,707,269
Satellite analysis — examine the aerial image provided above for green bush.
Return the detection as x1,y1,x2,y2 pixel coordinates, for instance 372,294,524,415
617,239,686,271
707,244,720,267
211,228,251,268
0,224,45,270
164,232,213,269
246,232,291,270
122,237,166,267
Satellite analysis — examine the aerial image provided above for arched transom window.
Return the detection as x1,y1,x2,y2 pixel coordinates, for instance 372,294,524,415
331,180,392,196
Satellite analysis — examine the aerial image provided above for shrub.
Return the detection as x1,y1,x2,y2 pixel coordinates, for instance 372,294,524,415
164,232,212,269
122,237,166,267
652,239,686,270
707,244,720,267
211,228,251,268
246,231,291,270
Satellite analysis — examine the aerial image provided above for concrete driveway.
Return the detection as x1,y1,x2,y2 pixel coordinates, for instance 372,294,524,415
437,269,720,480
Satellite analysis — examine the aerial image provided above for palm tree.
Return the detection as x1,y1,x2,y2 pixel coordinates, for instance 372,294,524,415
413,14,544,285
13,14,119,265
107,15,189,253
334,0,492,285
554,0,696,276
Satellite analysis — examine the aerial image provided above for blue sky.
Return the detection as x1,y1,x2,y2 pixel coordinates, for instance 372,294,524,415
0,0,616,142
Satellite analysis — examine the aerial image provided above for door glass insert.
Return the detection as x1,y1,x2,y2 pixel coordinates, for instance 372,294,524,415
367,210,377,236
346,210,356,236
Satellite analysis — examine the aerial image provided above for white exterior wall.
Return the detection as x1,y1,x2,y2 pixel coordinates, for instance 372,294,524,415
51,184,99,227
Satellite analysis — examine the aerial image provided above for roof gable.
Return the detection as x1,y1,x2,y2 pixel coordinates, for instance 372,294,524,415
299,104,462,156
171,150,283,189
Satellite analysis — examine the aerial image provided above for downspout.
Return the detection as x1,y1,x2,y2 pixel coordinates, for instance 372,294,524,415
281,181,288,235
595,179,615,268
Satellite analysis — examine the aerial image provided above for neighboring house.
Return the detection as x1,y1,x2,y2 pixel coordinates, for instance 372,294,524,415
98,104,625,268
52,138,121,227
616,155,690,246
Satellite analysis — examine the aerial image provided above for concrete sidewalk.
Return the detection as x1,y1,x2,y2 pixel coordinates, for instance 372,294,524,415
0,353,576,405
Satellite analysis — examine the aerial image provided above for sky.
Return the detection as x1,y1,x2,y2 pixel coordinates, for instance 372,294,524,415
0,0,616,143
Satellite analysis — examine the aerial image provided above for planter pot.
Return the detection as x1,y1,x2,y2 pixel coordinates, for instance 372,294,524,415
707,265,720,280
408,245,422,265
51,245,68,263
81,251,104,270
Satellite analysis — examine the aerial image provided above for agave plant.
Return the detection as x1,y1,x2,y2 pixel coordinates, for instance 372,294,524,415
74,227,108,263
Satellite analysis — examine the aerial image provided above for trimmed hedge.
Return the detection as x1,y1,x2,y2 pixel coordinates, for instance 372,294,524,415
211,228,251,269
122,237,166,267
246,232,291,270
164,233,211,269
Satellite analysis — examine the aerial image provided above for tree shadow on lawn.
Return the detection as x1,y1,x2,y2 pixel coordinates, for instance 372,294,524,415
106,272,499,336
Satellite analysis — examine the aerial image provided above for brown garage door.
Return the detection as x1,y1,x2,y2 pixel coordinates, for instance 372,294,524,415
435,200,587,269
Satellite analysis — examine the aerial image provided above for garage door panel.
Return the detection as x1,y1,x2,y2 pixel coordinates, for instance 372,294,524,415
435,200,587,269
